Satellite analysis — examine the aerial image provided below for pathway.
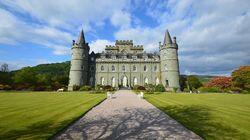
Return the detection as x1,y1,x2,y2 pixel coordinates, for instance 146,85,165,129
54,90,201,140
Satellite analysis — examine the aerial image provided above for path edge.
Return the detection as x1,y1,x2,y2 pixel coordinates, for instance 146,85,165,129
48,95,107,140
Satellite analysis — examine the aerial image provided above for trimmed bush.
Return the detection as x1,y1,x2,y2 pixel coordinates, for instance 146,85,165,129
145,84,155,93
103,85,114,91
198,87,221,93
155,84,165,92
79,85,92,91
73,85,80,91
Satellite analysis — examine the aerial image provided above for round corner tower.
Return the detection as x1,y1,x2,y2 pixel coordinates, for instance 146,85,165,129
68,30,89,91
160,30,180,90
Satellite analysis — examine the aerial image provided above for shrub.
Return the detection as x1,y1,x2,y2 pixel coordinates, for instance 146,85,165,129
205,76,232,92
79,85,92,91
103,85,114,91
73,85,80,91
173,87,178,93
155,84,165,92
133,85,140,90
133,85,146,91
138,86,146,90
198,87,221,93
145,84,155,93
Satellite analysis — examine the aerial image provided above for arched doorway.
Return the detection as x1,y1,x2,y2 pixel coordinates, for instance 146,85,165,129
111,77,115,87
133,77,138,85
122,76,128,87
155,77,160,85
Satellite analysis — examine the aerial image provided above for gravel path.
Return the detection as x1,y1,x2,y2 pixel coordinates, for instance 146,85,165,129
54,90,201,140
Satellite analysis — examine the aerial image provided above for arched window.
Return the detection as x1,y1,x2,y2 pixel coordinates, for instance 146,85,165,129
144,77,149,85
133,77,138,85
122,65,125,71
111,65,115,71
133,65,136,71
101,65,104,71
100,77,105,85
154,65,157,71
144,65,147,71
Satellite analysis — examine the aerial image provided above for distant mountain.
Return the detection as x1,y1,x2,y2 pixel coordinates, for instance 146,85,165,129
13,61,70,77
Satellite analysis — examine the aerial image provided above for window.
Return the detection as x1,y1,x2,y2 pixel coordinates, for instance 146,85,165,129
144,65,147,71
91,57,94,61
122,65,125,71
111,65,115,71
133,65,136,71
81,65,84,70
154,66,157,71
101,65,104,71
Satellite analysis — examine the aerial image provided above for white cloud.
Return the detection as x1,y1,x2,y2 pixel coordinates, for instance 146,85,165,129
113,0,250,75
111,10,131,28
89,39,114,53
0,8,73,55
1,0,129,30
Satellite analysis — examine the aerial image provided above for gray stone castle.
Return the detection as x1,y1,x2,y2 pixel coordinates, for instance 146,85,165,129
68,30,180,91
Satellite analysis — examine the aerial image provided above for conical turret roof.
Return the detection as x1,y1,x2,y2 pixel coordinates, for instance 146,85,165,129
163,30,172,45
77,29,85,45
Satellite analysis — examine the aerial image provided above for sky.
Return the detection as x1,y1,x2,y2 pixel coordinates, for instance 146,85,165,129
0,0,250,75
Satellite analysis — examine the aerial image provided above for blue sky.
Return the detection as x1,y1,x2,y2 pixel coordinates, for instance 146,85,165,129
0,0,250,75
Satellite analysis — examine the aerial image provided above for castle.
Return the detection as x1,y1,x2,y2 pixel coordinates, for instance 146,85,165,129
68,30,180,91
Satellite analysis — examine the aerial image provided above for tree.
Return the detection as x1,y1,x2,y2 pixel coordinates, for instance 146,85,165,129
232,66,250,91
13,67,37,89
187,75,202,91
0,63,9,72
205,76,232,91
179,75,187,91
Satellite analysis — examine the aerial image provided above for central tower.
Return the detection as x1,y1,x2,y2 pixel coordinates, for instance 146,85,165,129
160,30,180,90
68,30,89,91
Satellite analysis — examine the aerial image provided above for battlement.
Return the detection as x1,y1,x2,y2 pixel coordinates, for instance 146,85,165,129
115,40,133,45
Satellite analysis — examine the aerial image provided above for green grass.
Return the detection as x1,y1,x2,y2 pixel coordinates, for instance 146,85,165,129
145,93,250,140
0,92,106,140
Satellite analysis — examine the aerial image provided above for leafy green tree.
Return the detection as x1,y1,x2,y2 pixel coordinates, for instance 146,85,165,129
187,75,202,91
13,67,37,89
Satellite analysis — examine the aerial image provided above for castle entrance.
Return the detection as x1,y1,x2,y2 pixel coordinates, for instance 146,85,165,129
122,76,128,87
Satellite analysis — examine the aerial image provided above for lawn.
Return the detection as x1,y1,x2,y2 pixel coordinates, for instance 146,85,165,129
145,93,250,140
0,92,106,140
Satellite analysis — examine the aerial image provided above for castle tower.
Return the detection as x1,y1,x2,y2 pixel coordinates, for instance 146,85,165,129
160,30,180,90
68,30,89,91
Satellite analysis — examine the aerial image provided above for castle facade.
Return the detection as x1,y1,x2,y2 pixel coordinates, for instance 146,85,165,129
68,30,180,91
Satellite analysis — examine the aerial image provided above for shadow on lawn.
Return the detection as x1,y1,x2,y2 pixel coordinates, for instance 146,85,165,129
0,119,72,140
157,105,246,140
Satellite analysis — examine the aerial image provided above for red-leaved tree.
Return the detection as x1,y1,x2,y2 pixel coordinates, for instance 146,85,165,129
205,76,232,91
